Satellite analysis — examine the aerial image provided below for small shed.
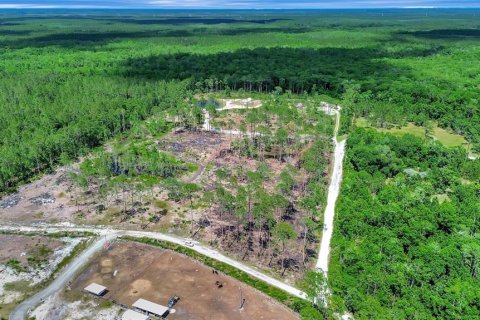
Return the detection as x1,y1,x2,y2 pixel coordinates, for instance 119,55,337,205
84,283,107,296
132,298,169,318
122,309,150,320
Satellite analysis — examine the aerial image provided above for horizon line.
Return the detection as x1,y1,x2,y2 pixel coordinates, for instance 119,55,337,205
1,6,479,9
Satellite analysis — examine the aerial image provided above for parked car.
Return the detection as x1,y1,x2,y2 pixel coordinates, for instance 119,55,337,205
168,295,180,308
184,240,195,247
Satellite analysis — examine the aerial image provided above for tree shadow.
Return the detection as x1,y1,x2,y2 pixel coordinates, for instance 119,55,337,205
120,47,416,95
106,17,290,25
0,30,31,36
398,28,480,39
0,30,163,48
192,26,311,36
0,22,20,26
0,26,311,49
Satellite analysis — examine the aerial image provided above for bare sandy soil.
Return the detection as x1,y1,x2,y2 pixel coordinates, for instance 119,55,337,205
71,241,299,320
0,167,80,224
0,234,63,266
219,98,262,110
30,292,121,320
0,131,233,229
157,130,318,280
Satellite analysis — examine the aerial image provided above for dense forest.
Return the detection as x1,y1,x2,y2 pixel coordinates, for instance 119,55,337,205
329,129,480,319
0,75,189,192
0,9,479,193
0,9,479,319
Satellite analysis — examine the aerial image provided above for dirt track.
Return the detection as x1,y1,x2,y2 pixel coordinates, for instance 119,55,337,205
72,241,299,320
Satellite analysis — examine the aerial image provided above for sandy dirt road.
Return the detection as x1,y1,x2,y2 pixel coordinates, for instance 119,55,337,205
9,234,116,320
316,105,346,273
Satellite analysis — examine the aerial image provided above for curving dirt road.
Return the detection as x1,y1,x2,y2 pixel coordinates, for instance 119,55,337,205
9,233,116,320
2,223,307,320
6,100,345,319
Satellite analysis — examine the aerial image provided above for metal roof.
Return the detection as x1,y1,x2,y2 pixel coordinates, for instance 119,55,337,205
122,309,149,320
132,298,169,317
84,283,107,296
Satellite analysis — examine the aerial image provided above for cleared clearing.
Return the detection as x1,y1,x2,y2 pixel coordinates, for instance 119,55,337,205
432,126,468,148
0,235,81,319
356,118,472,153
70,241,299,320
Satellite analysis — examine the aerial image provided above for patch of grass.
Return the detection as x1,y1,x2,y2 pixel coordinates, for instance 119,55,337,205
187,163,199,173
62,288,85,303
431,194,451,204
5,259,24,273
432,126,467,148
33,212,44,219
0,302,18,320
360,120,472,153
3,280,30,293
27,244,53,267
46,231,96,239
379,123,426,139
98,299,113,309
153,199,169,209
121,236,305,311
355,117,370,128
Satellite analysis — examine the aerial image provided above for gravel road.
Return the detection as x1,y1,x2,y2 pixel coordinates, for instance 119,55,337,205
1,223,306,319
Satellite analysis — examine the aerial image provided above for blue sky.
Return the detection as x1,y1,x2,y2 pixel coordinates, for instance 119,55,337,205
0,0,479,9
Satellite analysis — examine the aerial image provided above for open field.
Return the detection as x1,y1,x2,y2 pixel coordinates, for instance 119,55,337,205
432,126,468,148
0,234,63,267
379,123,426,139
356,117,474,155
70,241,299,320
219,98,263,110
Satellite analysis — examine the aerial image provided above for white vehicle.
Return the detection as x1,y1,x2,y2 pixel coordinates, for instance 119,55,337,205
184,240,195,247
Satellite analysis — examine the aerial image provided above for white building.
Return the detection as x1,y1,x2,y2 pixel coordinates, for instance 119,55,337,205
122,309,149,320
84,283,107,296
132,298,169,318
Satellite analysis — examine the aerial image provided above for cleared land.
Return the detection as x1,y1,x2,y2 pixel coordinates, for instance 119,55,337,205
0,234,63,267
0,97,334,280
0,234,80,319
356,117,474,154
70,241,299,320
